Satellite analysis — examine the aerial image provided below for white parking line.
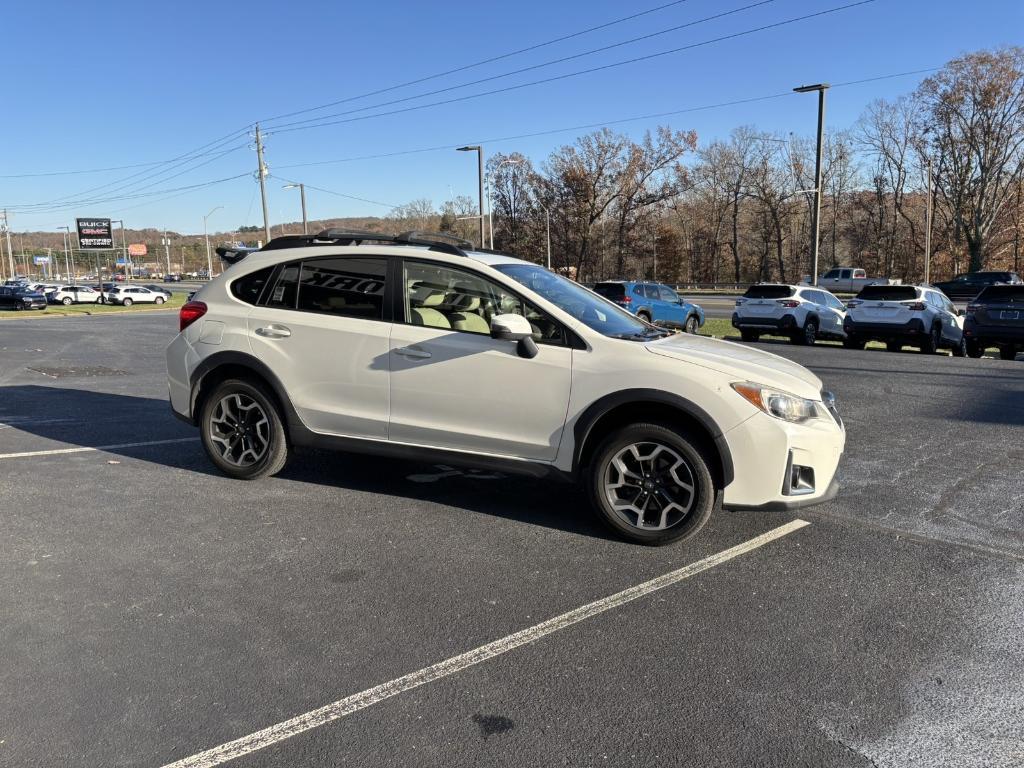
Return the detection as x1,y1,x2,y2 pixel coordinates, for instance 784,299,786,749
159,519,811,768
0,437,198,460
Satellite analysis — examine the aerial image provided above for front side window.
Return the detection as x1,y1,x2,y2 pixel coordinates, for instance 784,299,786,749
840,269,852,279
404,261,564,344
658,286,679,302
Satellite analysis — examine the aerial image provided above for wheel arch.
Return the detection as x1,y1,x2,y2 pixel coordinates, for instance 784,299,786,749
189,351,301,436
573,389,734,488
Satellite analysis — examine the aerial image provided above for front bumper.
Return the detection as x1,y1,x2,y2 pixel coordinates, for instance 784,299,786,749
720,408,845,510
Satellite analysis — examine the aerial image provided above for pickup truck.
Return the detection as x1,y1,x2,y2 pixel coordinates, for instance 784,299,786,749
813,267,899,293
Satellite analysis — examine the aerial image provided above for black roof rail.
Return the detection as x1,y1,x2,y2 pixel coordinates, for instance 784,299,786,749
258,228,472,257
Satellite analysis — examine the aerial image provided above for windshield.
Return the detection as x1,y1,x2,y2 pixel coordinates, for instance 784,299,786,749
495,264,661,340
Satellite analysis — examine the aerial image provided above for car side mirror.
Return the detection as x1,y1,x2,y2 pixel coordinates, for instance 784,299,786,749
490,313,538,359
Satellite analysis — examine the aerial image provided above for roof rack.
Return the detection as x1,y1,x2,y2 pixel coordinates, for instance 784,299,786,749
256,229,472,257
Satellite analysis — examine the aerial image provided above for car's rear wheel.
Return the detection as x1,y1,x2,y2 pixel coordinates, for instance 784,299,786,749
793,319,817,346
200,379,288,480
155,296,165,305
122,298,133,307
886,340,902,353
920,325,940,354
966,339,985,358
61,297,73,305
951,336,968,357
999,345,1018,361
587,423,716,545
740,329,759,342
684,315,698,334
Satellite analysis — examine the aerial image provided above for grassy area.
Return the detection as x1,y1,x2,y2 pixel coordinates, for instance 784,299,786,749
0,292,185,320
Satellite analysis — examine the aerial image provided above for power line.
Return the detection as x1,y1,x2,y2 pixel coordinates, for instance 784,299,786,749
268,0,878,136
273,177,398,209
263,0,779,132
259,0,699,124
0,159,172,180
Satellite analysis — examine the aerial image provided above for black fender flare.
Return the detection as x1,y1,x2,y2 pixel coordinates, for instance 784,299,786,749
572,388,734,486
188,350,304,432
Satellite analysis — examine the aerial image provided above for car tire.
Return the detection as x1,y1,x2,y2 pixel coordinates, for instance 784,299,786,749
842,337,865,350
61,297,73,305
587,423,716,546
155,296,165,305
951,336,968,357
740,329,759,342
886,340,902,353
920,325,940,354
14,303,23,311
999,346,1018,361
199,379,289,480
122,298,133,307
966,339,984,358
684,315,699,334
793,319,817,346
637,311,652,323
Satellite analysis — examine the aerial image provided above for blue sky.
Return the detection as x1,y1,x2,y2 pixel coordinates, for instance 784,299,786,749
1,0,1021,235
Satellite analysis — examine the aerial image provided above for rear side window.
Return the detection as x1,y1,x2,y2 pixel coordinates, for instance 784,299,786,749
743,285,794,299
295,257,387,320
977,286,1024,303
856,285,917,301
593,282,626,299
230,266,274,305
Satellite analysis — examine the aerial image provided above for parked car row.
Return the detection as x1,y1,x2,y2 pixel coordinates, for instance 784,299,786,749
732,282,1022,360
0,281,174,309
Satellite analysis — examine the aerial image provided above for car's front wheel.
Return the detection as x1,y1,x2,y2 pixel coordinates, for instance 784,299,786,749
951,336,968,357
920,325,941,354
155,296,165,305
999,345,1019,361
200,379,289,480
966,339,985,358
793,319,817,346
684,315,699,334
740,329,759,342
587,423,716,545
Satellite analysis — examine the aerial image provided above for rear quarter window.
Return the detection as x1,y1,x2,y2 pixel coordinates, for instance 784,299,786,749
743,285,794,299
856,285,917,301
230,266,275,305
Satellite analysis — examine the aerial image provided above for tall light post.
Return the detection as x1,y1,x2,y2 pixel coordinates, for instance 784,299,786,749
793,83,829,286
536,200,552,270
58,225,72,280
203,206,223,280
282,183,308,234
110,219,129,278
456,145,485,248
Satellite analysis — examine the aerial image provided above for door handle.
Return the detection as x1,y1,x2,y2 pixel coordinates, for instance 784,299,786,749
255,324,291,339
394,345,431,360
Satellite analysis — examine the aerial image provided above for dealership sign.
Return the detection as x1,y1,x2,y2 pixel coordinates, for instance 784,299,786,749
76,217,113,249
33,255,50,265
127,243,148,257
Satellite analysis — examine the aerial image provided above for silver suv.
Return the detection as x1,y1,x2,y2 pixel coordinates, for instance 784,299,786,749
843,284,966,355
732,284,847,345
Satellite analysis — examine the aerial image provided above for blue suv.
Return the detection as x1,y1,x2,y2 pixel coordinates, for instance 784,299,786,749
593,281,705,333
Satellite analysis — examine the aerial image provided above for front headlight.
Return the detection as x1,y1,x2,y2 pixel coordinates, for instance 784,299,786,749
730,382,823,424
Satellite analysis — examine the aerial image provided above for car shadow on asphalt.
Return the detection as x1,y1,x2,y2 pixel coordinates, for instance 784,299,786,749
1,384,619,542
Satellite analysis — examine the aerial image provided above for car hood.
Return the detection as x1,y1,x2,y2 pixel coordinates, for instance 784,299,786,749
645,333,823,399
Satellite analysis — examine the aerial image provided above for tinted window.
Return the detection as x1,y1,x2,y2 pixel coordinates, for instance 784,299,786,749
231,266,274,305
977,286,1024,303
823,269,840,279
856,285,917,301
593,282,626,299
267,262,301,309
657,286,678,302
743,285,794,299
295,257,386,320
840,270,852,279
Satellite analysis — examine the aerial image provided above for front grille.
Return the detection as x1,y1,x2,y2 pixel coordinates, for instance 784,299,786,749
821,390,843,428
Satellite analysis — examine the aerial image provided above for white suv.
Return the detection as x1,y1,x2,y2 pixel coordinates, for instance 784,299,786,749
843,284,966,355
106,285,168,306
166,231,846,545
47,285,101,305
732,284,847,345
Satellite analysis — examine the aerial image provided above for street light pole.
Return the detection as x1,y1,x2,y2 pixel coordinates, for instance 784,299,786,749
110,219,129,279
283,183,308,234
793,83,829,286
924,157,933,284
537,201,552,270
456,145,485,248
203,206,223,280
59,225,72,280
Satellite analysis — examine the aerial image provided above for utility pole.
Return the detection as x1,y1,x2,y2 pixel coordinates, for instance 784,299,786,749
456,145,485,248
924,158,933,284
255,124,271,244
162,231,171,275
2,210,15,278
793,83,829,286
204,206,223,279
59,225,72,281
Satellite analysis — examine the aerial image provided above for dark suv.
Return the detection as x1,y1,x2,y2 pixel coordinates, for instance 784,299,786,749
934,271,1022,301
964,285,1024,360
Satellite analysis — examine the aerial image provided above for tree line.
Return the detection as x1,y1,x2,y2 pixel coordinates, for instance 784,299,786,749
389,47,1024,285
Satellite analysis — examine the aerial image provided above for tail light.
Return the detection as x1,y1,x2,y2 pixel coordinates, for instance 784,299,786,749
906,302,927,311
966,304,979,316
179,301,207,331
777,300,800,308
617,296,632,304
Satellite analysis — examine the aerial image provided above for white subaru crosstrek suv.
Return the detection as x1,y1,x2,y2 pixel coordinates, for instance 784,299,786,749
732,284,847,345
843,284,966,355
166,231,846,545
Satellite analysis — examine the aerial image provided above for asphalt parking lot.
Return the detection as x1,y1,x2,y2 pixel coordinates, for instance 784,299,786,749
1,312,1022,768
